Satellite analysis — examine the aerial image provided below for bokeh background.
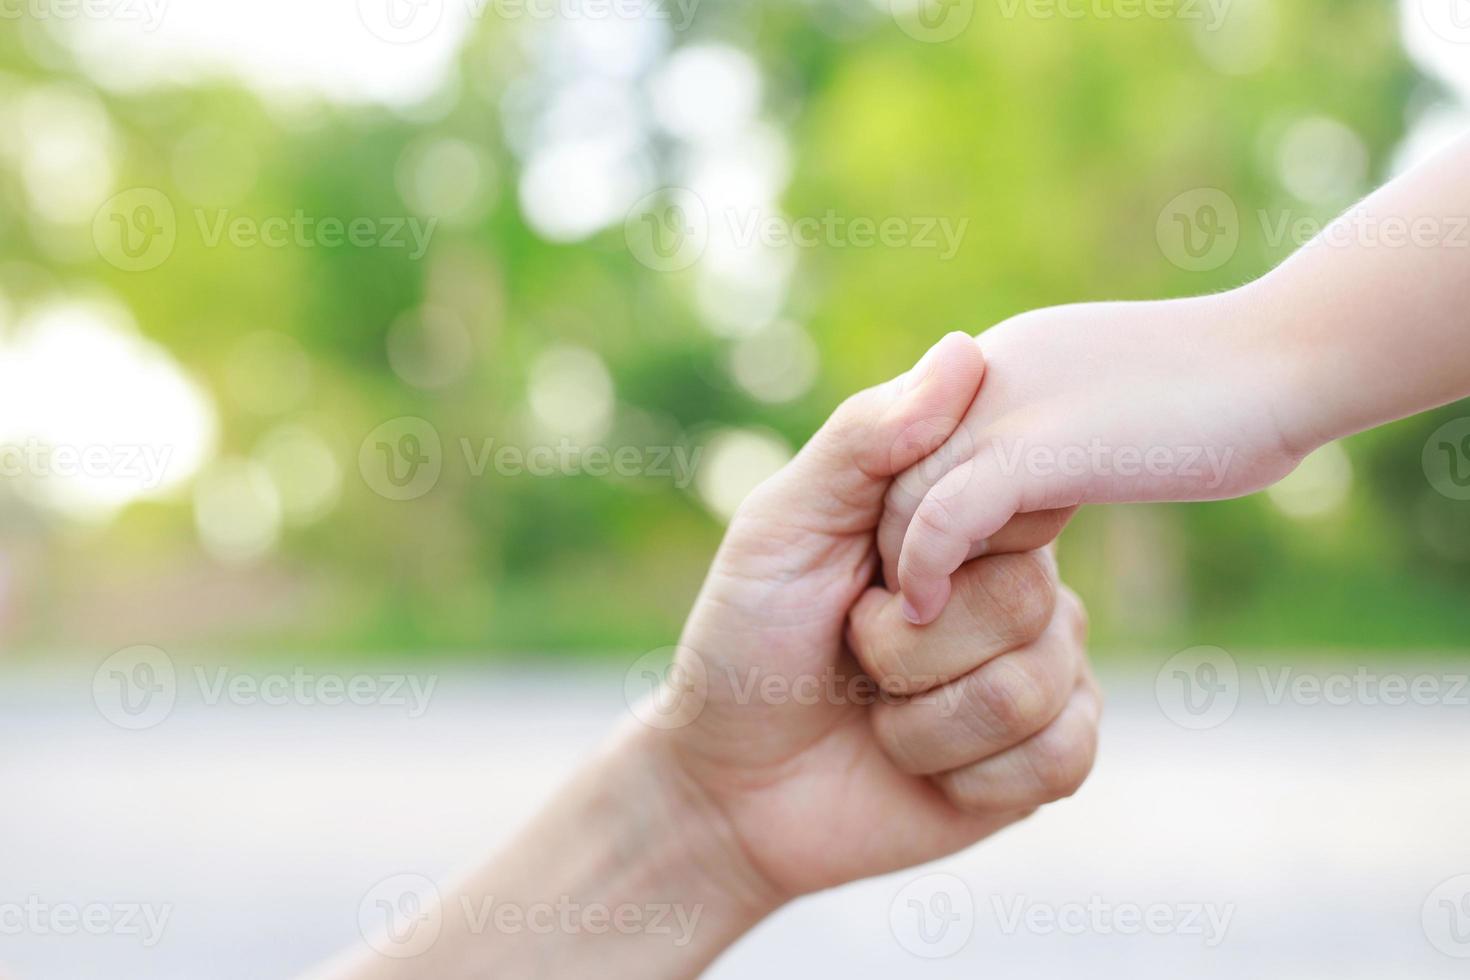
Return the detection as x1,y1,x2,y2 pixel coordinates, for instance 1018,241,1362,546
1,0,1468,660
3,1,1470,978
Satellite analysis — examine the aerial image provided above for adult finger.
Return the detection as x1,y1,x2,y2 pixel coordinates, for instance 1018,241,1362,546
934,665,1102,813
848,550,1058,696
867,592,1085,776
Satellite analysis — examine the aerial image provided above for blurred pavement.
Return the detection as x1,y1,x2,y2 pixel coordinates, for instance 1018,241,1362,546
2,660,1469,978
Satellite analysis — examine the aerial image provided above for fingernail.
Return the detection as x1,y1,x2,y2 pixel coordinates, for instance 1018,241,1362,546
901,597,923,625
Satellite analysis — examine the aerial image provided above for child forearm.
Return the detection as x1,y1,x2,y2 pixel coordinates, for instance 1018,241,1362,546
1253,132,1470,455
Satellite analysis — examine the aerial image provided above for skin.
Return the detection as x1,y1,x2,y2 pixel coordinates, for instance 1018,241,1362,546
319,332,1099,980
887,132,1470,625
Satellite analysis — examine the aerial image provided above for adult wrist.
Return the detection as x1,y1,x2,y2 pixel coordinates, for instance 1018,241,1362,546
623,723,788,933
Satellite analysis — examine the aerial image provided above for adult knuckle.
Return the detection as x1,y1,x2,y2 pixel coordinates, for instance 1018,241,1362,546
1027,723,1097,801
866,639,917,695
968,657,1053,740
937,769,991,815
870,705,926,775
964,552,1056,646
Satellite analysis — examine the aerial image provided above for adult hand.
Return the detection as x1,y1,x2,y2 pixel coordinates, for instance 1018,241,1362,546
650,332,1096,907
328,333,1096,980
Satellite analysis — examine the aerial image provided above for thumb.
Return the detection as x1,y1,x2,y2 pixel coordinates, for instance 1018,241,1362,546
749,331,985,537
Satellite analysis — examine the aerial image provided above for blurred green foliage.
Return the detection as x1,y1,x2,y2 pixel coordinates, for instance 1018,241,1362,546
1,0,1466,660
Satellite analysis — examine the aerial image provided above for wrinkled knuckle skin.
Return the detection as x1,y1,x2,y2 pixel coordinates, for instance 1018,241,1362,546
1028,724,1097,802
870,705,926,776
966,658,1053,744
937,770,991,815
964,552,1056,647
848,603,911,695
865,640,914,697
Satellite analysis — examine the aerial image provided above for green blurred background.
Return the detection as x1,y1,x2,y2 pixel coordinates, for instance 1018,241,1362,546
1,0,1467,661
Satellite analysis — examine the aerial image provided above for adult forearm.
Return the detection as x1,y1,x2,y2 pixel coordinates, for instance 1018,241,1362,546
1251,132,1470,455
319,724,780,980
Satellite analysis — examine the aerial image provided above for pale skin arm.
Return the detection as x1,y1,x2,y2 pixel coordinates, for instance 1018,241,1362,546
311,335,1097,979
1257,132,1470,453
886,132,1470,623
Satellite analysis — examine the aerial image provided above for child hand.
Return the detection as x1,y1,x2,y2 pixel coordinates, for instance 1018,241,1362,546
880,289,1303,624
